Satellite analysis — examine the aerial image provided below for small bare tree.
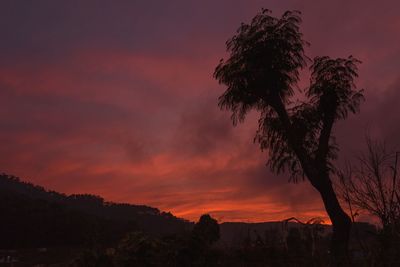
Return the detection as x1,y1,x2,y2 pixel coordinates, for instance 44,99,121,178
336,137,400,264
336,138,400,229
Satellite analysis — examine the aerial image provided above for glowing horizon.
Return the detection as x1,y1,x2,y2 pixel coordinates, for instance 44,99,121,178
1,1,399,224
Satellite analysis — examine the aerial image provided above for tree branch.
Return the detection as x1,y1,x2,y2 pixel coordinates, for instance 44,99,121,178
316,110,335,167
271,95,315,178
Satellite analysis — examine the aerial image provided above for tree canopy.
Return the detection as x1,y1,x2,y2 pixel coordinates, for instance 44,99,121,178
214,9,363,182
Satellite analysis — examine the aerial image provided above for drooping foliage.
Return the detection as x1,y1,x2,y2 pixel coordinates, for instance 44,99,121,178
214,9,308,124
254,104,320,181
309,56,364,121
214,9,364,182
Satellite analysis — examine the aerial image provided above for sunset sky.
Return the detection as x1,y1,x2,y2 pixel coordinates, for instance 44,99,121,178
1,0,399,223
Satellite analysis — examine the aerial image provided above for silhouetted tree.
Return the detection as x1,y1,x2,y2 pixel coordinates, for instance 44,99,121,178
214,9,364,264
337,137,400,264
192,214,220,246
337,137,400,228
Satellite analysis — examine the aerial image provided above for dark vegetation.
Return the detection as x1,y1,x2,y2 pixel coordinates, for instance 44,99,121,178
1,173,399,266
0,173,335,266
0,173,191,250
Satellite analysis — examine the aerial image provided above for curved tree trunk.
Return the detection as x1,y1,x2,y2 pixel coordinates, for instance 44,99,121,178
311,175,352,266
273,99,352,264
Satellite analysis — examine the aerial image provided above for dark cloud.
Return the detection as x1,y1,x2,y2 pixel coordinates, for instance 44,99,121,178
172,97,234,157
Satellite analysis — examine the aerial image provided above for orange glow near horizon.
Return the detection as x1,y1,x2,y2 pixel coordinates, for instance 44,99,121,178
1,1,399,225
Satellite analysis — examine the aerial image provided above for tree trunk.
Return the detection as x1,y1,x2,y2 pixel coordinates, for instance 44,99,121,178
311,174,352,266
272,97,352,264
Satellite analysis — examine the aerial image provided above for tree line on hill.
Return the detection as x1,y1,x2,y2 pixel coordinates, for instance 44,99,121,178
0,173,192,249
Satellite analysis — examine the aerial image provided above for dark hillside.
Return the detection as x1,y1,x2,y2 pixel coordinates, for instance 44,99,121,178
0,173,192,249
